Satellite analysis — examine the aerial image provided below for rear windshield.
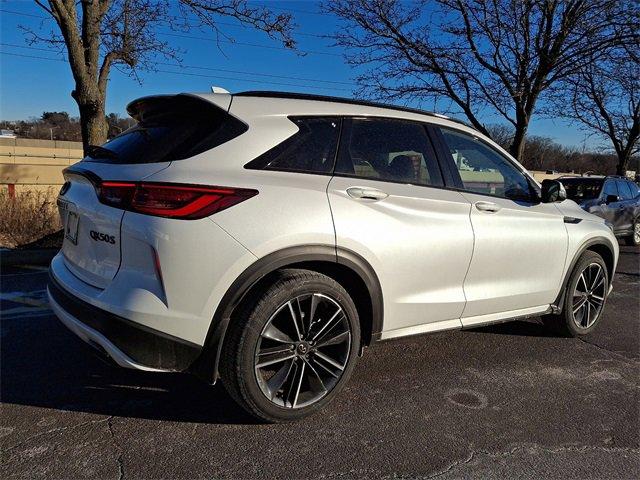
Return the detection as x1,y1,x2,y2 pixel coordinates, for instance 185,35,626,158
558,178,603,201
85,95,247,164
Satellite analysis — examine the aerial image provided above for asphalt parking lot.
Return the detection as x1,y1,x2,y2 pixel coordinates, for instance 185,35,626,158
1,247,638,479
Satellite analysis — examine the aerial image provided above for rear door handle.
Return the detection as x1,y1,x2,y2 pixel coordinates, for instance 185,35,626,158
474,201,501,213
346,187,388,201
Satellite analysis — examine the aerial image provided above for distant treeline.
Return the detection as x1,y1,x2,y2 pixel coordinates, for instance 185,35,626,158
1,112,637,175
0,112,133,144
486,125,639,175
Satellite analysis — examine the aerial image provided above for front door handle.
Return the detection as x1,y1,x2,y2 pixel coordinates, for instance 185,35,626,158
346,187,388,201
475,201,501,213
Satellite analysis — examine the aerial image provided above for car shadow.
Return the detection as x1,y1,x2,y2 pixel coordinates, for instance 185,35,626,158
0,314,260,425
467,319,559,338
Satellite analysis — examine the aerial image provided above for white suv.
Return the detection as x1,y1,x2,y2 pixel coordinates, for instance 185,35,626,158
48,91,619,422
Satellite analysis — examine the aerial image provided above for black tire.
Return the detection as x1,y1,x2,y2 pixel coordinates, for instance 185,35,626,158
542,251,609,337
624,217,639,246
220,268,361,423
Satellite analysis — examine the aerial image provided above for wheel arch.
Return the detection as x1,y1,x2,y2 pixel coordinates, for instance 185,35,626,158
552,236,616,313
189,245,383,383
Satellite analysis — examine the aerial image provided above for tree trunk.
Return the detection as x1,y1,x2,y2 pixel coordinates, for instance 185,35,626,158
616,152,629,176
72,89,108,155
509,125,527,161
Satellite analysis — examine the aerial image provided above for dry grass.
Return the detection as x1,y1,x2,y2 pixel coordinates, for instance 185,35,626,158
0,188,62,248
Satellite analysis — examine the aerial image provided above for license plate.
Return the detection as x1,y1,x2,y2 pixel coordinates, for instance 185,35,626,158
65,209,79,245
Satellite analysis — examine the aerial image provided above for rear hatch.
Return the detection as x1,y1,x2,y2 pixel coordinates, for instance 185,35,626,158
57,93,247,289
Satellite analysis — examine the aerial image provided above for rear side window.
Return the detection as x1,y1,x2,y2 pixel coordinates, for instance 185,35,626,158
245,117,340,174
85,95,247,164
335,118,443,187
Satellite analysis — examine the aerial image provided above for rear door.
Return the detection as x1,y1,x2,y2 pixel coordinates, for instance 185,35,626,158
327,118,474,338
58,94,246,289
434,127,568,324
615,180,636,233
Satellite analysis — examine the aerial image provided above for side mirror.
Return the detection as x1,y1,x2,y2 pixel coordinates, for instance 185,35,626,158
541,179,567,203
605,194,619,204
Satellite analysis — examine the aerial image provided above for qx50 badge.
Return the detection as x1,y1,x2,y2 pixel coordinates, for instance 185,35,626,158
89,230,116,244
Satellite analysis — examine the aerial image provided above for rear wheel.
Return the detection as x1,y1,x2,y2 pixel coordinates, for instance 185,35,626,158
542,251,609,337
220,269,360,422
624,218,640,246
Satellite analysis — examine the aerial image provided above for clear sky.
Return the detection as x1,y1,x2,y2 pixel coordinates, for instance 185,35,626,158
0,0,595,149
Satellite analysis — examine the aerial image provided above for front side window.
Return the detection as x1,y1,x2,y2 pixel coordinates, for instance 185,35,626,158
439,127,533,201
245,117,340,174
602,180,619,198
335,118,443,187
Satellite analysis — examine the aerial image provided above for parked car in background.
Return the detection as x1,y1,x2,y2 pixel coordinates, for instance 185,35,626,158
0,129,17,138
558,176,640,246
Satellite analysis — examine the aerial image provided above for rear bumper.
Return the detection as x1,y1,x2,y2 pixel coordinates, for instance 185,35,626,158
48,272,202,372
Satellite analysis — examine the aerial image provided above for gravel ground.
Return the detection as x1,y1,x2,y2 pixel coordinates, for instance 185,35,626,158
1,246,638,479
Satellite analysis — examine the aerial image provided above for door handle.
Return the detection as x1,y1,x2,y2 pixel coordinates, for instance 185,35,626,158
346,187,388,201
474,201,501,213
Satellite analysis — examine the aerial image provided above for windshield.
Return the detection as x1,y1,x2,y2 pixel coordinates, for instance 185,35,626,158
559,178,603,202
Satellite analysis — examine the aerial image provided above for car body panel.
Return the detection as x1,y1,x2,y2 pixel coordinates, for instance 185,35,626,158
328,176,474,332
458,193,568,320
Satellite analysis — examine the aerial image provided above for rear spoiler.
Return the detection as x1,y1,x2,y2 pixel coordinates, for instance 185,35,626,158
126,93,232,122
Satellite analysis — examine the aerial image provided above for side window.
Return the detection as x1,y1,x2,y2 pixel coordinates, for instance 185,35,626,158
616,180,634,200
245,117,340,173
439,127,534,201
628,181,640,198
602,180,619,198
335,118,443,187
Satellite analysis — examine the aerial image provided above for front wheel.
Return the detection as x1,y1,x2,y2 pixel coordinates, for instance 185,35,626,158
624,218,640,246
220,269,360,422
542,251,609,337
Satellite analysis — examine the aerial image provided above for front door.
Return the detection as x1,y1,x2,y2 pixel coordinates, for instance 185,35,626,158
327,118,475,338
435,127,568,325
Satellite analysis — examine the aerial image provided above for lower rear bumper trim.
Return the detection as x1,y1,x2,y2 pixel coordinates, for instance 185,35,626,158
48,272,202,371
48,289,168,372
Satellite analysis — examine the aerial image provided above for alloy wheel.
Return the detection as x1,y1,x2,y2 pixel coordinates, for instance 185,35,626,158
634,221,640,244
571,263,606,329
254,293,352,409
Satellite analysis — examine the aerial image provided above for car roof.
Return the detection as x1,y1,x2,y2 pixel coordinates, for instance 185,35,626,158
234,90,474,130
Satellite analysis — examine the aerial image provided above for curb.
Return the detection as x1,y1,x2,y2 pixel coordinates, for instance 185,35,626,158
0,248,58,268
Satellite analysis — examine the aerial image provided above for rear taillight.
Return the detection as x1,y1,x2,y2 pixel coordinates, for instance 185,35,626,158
96,181,257,219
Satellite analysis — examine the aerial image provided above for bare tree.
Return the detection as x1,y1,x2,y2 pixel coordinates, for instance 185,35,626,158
559,47,640,176
325,0,634,160
27,1,295,153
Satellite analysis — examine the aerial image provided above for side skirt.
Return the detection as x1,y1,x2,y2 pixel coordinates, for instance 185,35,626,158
374,305,552,343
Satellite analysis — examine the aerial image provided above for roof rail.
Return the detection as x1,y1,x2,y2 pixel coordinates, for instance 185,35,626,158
234,90,473,129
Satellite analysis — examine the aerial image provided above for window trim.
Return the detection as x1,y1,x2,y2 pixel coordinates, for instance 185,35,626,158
333,116,446,189
434,125,541,204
